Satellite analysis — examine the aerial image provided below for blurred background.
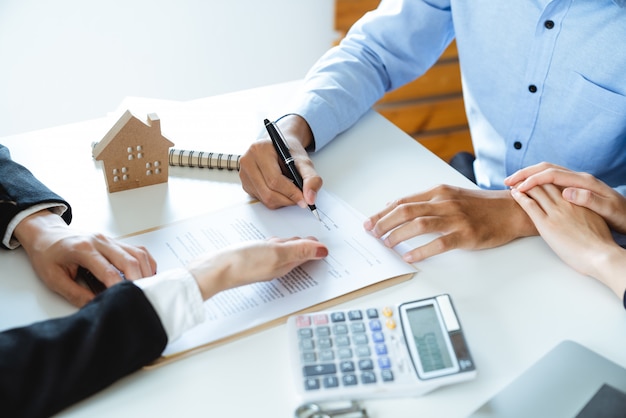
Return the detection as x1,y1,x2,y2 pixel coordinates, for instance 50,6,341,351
0,0,335,137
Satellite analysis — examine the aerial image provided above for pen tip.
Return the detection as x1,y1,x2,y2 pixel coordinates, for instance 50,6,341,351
313,210,321,222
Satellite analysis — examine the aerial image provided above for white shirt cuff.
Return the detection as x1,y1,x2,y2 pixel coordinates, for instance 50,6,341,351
134,268,206,343
3,203,68,249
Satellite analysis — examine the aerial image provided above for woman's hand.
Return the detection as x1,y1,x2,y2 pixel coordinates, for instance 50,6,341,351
187,236,329,301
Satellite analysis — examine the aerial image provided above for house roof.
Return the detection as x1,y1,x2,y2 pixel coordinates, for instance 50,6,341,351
93,110,174,160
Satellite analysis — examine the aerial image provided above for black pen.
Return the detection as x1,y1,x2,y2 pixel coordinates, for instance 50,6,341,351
264,118,321,221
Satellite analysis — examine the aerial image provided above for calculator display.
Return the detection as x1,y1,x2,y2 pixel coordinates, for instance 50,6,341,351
401,301,459,379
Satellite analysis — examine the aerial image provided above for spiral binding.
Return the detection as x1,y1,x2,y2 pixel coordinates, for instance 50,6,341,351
168,148,241,171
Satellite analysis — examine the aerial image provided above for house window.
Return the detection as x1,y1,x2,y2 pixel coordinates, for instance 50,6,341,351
127,146,142,160
112,167,129,181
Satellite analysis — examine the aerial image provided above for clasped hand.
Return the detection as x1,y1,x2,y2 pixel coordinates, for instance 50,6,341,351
14,210,156,307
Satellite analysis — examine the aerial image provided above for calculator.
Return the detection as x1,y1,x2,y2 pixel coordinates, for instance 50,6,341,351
287,294,476,401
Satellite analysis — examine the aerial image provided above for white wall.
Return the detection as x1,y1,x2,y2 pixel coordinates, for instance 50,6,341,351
0,0,335,136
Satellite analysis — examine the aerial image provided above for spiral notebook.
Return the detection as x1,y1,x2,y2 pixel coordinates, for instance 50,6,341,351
168,148,241,170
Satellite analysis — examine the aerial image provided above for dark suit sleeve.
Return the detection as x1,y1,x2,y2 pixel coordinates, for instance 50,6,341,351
0,281,168,418
0,144,72,248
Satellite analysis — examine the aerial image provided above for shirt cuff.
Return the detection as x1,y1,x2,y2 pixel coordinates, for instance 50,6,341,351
3,203,69,249
291,92,339,151
134,268,206,343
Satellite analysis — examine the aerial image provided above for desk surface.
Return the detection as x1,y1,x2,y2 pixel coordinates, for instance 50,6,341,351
2,82,625,418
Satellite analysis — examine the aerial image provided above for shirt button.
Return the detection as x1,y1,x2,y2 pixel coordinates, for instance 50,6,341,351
544,20,555,29
514,141,522,150
528,85,537,93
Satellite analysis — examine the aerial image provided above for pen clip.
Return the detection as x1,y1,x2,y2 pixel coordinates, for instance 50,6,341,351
265,119,295,180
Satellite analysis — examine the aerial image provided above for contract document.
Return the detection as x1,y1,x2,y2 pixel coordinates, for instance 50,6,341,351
123,189,417,360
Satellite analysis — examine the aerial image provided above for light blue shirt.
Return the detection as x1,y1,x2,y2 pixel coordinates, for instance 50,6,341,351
293,0,626,193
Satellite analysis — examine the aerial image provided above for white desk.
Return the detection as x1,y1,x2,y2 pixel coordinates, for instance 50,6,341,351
2,82,625,418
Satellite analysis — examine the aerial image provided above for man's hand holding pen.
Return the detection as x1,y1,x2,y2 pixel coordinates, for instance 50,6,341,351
264,118,321,220
239,114,323,216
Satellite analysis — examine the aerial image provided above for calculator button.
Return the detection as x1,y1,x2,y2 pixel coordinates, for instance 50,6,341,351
342,374,358,386
340,360,355,373
375,343,388,355
382,306,393,317
304,364,336,377
296,315,311,327
369,319,382,331
335,335,350,347
361,371,377,384
337,348,353,359
318,338,333,349
372,331,384,343
298,328,313,339
333,324,349,335
353,334,368,345
381,369,394,382
356,346,371,357
301,352,316,363
385,318,397,330
366,308,379,318
378,356,392,369
348,310,363,321
330,312,346,322
358,359,374,370
313,314,329,325
316,326,331,337
299,339,315,351
304,378,320,390
323,376,339,388
350,322,366,333
319,350,335,362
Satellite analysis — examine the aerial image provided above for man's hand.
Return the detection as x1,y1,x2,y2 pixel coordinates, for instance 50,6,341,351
364,185,537,262
239,114,322,209
14,210,156,307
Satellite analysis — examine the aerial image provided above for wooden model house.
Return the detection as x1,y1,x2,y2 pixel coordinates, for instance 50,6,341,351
93,111,174,193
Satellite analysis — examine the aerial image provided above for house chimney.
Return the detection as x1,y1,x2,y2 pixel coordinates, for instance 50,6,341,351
147,113,160,131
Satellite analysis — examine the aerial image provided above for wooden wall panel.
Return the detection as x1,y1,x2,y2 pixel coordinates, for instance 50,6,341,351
334,0,473,161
